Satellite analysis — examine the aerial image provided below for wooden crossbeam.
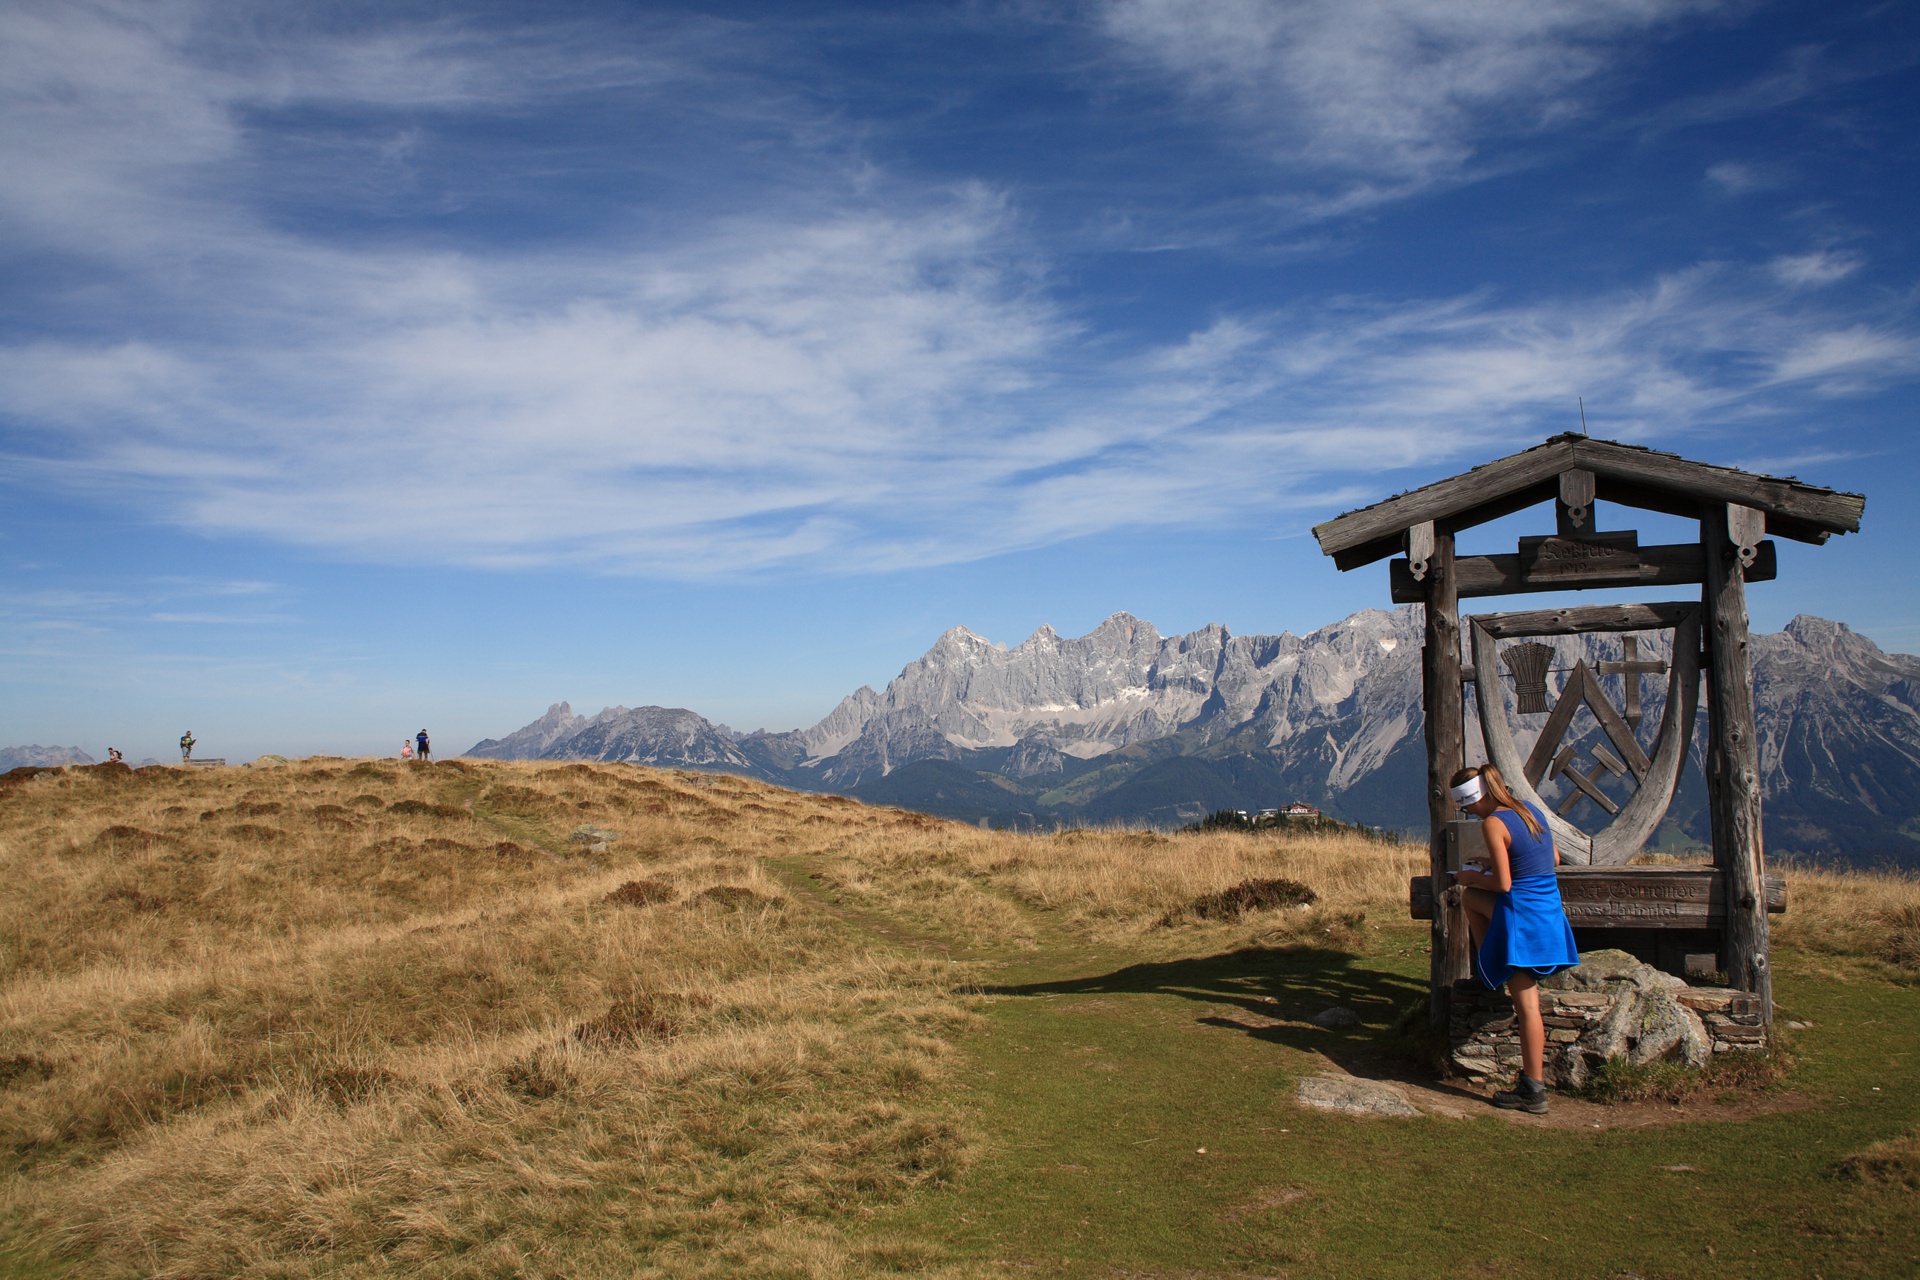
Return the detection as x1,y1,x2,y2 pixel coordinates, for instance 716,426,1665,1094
1388,539,1776,602
1473,601,1696,639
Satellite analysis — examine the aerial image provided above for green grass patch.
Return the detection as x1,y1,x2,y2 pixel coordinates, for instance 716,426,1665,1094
862,923,1920,1279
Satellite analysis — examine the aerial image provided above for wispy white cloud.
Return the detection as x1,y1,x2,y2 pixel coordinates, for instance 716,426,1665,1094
1768,325,1920,389
5,225,1915,576
1095,0,1715,204
1705,160,1778,194
1,1,1913,582
1770,249,1861,287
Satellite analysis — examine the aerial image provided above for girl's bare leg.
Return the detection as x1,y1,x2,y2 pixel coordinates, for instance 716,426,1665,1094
1461,887,1495,950
1507,972,1544,1083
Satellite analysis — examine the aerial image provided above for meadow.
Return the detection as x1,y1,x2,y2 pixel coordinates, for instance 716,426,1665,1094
0,758,1914,1278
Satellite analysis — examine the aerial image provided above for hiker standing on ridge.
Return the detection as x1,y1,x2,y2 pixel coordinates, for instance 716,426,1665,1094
415,730,431,763
179,730,195,763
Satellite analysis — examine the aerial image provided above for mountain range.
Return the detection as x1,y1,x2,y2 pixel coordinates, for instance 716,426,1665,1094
0,745,95,771
466,607,1920,867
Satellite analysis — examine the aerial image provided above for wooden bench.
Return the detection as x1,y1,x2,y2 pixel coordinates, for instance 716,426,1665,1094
1409,867,1787,925
1411,867,1787,980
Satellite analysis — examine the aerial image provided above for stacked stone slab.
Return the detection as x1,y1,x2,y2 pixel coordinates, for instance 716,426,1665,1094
1447,949,1767,1088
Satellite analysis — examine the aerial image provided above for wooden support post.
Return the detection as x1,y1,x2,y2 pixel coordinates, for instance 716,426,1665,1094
1703,505,1772,1023
1422,529,1467,1029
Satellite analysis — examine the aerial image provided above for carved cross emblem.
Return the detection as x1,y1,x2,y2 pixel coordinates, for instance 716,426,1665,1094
1598,636,1668,729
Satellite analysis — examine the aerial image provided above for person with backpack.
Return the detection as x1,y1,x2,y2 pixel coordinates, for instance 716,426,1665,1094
1452,763,1579,1114
415,730,431,763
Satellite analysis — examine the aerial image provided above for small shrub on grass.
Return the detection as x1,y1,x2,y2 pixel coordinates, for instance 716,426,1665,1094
1574,1044,1792,1105
1883,902,1920,970
1162,877,1318,925
501,1048,575,1101
698,884,771,910
605,878,676,907
386,799,463,818
1834,1128,1920,1189
572,992,712,1047
1577,1057,1703,1104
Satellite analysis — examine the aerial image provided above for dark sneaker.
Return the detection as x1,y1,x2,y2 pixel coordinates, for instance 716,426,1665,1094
1491,1076,1549,1114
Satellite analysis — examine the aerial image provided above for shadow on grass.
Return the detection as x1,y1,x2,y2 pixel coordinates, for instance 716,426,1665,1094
980,944,1461,1081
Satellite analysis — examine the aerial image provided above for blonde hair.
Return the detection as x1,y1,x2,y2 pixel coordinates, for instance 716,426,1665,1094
1449,763,1544,838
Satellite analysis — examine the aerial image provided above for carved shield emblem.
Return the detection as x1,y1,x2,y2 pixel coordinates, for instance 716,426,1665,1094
1468,604,1701,866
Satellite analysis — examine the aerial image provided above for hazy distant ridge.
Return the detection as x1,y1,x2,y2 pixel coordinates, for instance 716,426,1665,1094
0,745,96,771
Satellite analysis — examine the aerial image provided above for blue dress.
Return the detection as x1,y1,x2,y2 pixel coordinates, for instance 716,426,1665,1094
1473,803,1580,989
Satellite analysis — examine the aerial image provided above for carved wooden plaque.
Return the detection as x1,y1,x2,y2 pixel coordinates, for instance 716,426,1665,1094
1517,531,1640,585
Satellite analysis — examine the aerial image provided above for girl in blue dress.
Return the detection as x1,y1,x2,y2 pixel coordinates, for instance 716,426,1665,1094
1451,764,1580,1114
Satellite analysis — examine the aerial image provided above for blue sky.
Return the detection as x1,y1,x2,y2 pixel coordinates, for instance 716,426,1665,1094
3,0,1917,762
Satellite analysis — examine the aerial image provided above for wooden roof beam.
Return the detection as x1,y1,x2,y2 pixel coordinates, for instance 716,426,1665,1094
1313,434,1864,570
1571,438,1863,534
1315,438,1577,563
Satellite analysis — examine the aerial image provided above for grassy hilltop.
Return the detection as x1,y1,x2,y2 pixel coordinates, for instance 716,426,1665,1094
0,758,1916,1278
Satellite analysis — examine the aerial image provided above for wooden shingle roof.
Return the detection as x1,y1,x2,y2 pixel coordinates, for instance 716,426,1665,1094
1311,434,1864,571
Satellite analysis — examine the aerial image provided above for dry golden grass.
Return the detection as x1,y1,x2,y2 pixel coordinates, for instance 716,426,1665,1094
5,756,1910,1278
803,819,1425,953
1773,864,1920,975
0,759,981,1279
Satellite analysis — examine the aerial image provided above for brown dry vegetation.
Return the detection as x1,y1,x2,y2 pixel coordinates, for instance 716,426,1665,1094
799,822,1423,953
0,760,979,1279
1771,864,1920,975
1,758,1913,1278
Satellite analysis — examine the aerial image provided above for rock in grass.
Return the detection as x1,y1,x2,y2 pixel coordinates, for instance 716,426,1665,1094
569,824,619,845
1296,1075,1422,1118
1310,1006,1362,1029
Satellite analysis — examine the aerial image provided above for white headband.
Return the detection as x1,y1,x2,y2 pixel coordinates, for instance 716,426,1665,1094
1450,775,1486,806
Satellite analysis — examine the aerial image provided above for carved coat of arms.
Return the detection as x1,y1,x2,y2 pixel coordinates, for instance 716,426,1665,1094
1469,605,1701,866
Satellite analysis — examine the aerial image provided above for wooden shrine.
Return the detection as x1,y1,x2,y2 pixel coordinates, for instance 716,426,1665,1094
1311,434,1865,1032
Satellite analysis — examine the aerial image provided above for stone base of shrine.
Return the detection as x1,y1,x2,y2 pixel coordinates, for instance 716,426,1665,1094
1446,949,1768,1088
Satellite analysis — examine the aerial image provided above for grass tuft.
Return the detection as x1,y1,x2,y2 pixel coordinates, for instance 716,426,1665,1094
1835,1128,1920,1189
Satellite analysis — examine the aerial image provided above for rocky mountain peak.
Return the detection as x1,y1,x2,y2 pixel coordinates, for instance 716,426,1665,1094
465,606,1920,863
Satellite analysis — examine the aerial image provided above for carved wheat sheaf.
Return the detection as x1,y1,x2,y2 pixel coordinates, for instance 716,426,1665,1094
1499,642,1554,715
